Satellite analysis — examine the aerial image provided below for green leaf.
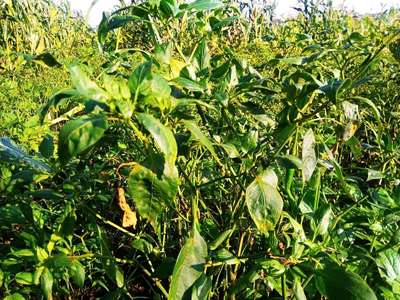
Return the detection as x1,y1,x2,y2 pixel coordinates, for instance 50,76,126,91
70,260,85,288
302,129,317,182
41,268,53,300
15,272,34,285
4,294,26,300
320,79,351,103
276,154,302,169
58,115,108,163
70,65,108,101
259,168,279,188
169,227,208,300
349,32,365,42
105,262,124,288
293,279,307,300
183,120,221,166
316,206,331,236
115,267,124,288
370,188,396,208
186,0,224,11
172,77,205,92
246,171,283,233
209,228,233,250
367,169,385,181
39,135,54,159
376,249,400,288
137,113,178,178
0,268,4,288
98,13,139,46
47,253,72,269
0,137,52,172
33,53,62,68
160,0,180,17
127,165,178,233
316,264,377,300
191,273,212,300
33,266,45,285
192,39,210,72
213,249,241,265
148,74,171,98
129,62,152,94
131,239,153,254
40,89,77,123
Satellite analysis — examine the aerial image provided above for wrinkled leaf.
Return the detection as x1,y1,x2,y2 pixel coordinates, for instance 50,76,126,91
127,164,178,233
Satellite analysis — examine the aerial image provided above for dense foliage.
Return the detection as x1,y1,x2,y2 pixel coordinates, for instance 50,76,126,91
1,0,400,299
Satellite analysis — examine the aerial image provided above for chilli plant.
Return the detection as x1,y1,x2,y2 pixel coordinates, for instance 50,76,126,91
1,0,400,299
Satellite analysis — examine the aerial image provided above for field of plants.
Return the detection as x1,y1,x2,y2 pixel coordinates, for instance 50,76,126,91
1,0,400,299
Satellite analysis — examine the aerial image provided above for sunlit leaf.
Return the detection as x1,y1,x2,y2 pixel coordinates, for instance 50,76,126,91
246,170,283,233
302,129,317,182
137,113,178,178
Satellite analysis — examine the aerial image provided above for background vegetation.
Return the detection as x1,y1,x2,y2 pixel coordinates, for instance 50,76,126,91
1,0,400,299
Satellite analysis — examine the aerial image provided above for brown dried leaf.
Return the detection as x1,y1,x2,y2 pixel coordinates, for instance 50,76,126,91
117,187,137,228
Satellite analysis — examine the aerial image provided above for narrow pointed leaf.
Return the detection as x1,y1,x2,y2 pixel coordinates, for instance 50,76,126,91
302,129,317,182
0,137,52,172
137,113,178,178
183,120,221,165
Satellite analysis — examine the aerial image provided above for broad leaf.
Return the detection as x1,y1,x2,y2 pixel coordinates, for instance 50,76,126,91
4,294,26,300
70,260,85,288
169,228,207,300
70,65,109,101
246,170,283,233
58,115,108,163
376,249,400,292
127,165,178,233
172,77,205,92
316,264,377,300
187,0,224,11
15,272,33,285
